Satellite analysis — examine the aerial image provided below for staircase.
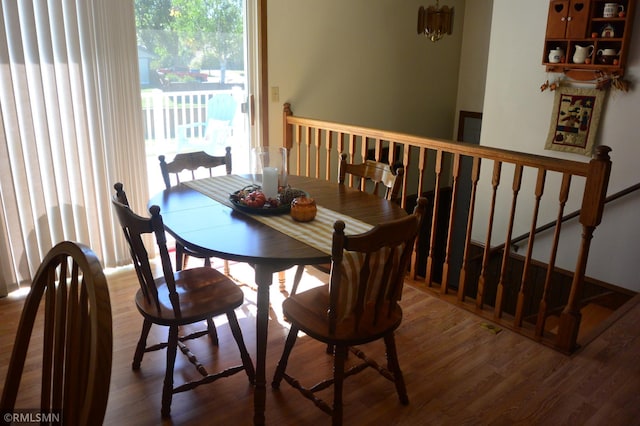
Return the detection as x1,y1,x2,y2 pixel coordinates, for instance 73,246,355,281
408,239,635,351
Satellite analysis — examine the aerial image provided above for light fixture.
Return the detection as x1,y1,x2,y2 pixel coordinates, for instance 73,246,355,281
417,1,454,42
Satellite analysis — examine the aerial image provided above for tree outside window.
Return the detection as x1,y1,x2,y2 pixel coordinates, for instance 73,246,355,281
135,0,243,85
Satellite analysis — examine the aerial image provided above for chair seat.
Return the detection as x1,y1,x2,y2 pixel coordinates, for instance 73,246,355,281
135,267,244,326
282,286,403,346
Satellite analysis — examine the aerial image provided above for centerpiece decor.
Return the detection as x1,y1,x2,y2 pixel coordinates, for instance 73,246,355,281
229,185,306,215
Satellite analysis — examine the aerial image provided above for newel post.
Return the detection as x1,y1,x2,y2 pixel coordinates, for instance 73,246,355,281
556,146,611,353
282,103,293,174
283,103,293,150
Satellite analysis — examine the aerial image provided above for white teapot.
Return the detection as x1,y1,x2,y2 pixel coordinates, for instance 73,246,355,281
573,45,594,64
597,48,619,56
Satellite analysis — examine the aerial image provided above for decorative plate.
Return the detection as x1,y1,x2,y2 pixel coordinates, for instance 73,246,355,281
228,185,307,215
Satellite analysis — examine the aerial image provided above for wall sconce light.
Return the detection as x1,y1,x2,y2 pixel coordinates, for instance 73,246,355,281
417,1,454,42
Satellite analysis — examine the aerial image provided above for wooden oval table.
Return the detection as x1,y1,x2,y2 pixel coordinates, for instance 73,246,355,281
149,174,407,425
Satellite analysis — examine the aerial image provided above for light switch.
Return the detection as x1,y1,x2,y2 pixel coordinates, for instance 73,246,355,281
271,86,279,102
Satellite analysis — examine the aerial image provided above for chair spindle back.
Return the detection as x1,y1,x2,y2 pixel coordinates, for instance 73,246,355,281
111,183,180,317
159,148,231,189
0,241,112,425
338,153,404,202
328,198,426,334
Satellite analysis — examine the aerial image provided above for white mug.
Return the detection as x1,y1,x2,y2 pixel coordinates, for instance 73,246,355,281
597,48,618,56
603,3,624,18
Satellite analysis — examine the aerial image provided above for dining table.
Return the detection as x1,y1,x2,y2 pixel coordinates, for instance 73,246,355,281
148,174,408,425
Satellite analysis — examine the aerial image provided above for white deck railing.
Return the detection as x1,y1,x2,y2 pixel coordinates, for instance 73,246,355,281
141,88,249,197
140,88,246,157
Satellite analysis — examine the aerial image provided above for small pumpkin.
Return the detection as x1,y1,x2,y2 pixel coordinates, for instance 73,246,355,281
290,196,317,222
244,190,267,208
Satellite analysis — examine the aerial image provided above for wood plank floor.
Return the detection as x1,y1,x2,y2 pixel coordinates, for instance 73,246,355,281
1,260,639,425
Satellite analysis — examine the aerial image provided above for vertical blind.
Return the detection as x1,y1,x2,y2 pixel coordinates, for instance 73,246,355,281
0,0,149,296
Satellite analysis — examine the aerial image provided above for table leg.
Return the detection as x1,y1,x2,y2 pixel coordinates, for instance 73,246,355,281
253,264,271,425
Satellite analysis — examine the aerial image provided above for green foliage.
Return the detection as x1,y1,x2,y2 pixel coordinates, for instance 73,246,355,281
167,73,198,83
135,0,243,78
135,0,173,30
136,0,178,67
199,53,220,70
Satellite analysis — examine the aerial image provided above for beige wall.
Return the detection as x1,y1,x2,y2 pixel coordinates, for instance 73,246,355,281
267,0,466,146
454,0,493,134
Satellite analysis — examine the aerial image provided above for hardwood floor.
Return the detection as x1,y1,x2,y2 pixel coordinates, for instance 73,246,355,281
1,260,639,425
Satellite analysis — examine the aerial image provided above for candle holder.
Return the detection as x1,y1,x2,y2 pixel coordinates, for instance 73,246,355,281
251,146,289,198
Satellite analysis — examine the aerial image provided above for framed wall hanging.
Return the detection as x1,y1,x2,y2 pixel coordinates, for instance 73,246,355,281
545,86,605,156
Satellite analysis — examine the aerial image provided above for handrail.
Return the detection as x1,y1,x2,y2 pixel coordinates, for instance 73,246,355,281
510,182,640,251
282,103,612,354
284,112,591,176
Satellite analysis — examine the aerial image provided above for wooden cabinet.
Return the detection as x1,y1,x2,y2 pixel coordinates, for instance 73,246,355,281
546,0,591,38
542,0,636,78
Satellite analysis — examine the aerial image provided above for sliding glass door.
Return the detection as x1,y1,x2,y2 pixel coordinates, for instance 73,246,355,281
135,0,257,196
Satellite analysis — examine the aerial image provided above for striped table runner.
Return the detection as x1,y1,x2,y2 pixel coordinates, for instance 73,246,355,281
183,175,373,255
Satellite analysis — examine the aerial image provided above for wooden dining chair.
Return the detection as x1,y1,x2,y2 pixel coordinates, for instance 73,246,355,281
0,241,113,425
159,148,232,272
111,182,254,418
287,153,405,296
338,153,404,202
272,197,426,425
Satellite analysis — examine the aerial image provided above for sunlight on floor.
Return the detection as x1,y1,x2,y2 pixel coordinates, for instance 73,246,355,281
215,259,327,328
7,287,30,299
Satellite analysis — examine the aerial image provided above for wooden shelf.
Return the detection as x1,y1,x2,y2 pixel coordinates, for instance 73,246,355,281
591,17,627,22
542,0,636,78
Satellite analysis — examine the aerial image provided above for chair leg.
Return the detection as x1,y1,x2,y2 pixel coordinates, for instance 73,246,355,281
161,325,179,418
132,319,152,370
226,310,255,383
290,265,305,296
206,318,219,346
271,325,299,388
175,244,186,272
332,345,347,426
384,333,408,405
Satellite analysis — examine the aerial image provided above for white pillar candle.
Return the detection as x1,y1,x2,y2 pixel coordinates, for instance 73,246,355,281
262,167,279,199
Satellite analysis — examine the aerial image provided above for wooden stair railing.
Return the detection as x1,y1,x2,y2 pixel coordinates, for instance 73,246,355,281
281,103,612,354
510,182,640,251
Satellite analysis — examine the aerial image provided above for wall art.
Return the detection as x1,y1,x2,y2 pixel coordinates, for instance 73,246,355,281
545,86,605,156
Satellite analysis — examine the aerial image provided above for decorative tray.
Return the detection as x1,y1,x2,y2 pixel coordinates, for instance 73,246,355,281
228,185,307,215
